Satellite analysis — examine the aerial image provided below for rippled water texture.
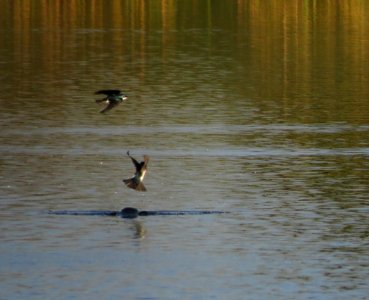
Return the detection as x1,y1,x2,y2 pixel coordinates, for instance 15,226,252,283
1,1,369,299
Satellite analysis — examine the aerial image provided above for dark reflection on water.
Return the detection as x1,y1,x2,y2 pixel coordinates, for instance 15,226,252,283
1,1,369,299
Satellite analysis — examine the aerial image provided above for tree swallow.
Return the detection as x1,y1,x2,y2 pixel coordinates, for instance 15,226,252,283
95,89,128,113
123,151,149,192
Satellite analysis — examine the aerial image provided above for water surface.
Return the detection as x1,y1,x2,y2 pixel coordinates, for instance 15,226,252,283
1,1,369,299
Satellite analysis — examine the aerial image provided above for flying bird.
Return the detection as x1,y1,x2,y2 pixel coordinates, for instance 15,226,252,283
123,151,149,192
95,89,128,113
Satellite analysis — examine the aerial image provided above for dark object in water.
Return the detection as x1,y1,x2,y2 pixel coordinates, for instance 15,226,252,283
49,207,227,219
121,207,140,218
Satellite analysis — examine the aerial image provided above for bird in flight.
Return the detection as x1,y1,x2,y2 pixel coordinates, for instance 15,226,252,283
95,89,128,113
123,151,149,192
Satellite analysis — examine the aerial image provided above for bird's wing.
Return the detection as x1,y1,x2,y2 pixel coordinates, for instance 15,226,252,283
95,98,108,103
95,90,121,96
127,154,142,171
135,182,147,192
99,101,118,113
143,155,149,169
123,178,147,192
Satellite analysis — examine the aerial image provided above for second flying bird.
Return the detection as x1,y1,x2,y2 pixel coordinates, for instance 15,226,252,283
95,89,128,113
123,151,149,192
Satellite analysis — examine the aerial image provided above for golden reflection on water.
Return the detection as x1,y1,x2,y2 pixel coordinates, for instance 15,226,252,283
0,0,369,118
2,0,369,125
1,3,369,299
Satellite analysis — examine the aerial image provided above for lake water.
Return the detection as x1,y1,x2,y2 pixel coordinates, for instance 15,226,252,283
1,1,369,299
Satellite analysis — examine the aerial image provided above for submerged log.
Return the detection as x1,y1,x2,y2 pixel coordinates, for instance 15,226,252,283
50,207,227,219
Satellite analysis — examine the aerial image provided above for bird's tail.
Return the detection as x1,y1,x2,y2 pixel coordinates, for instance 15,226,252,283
123,178,147,192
